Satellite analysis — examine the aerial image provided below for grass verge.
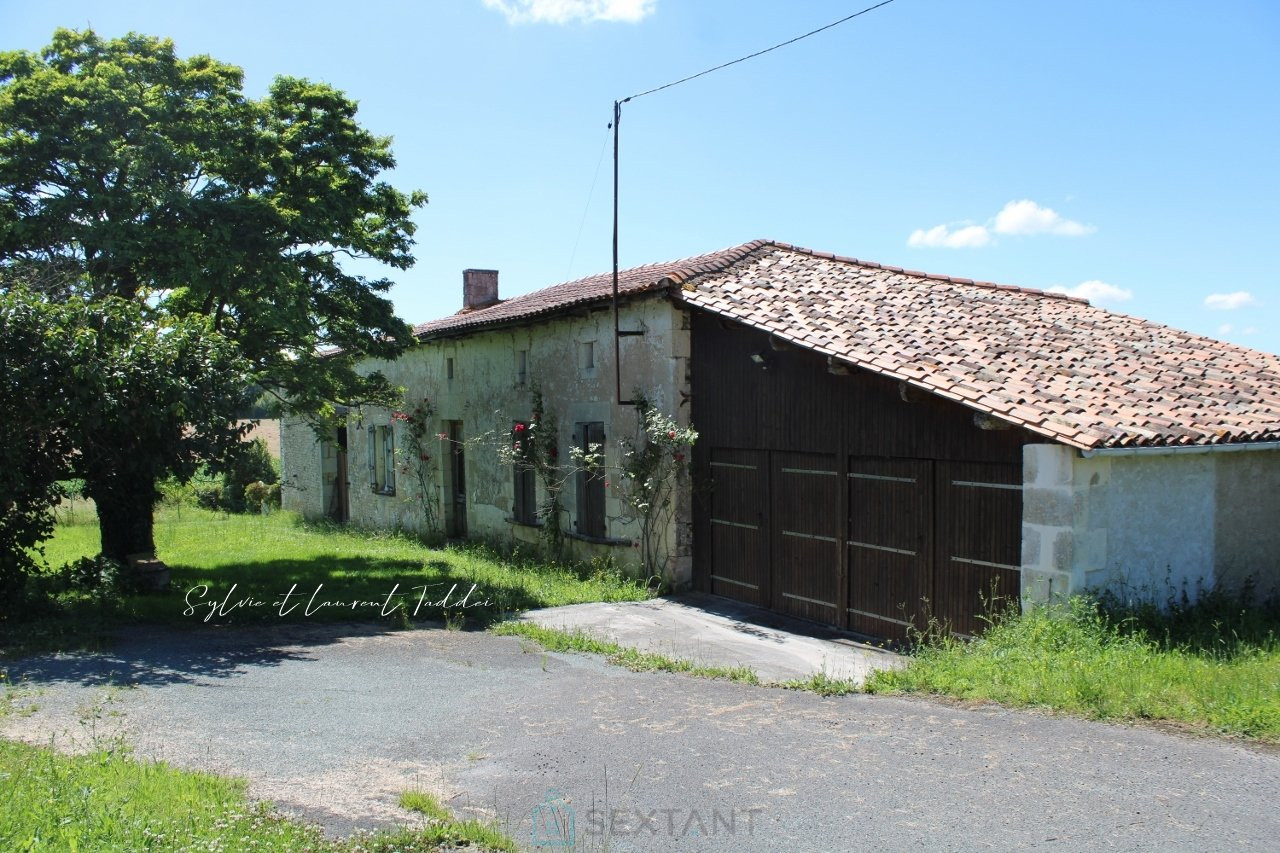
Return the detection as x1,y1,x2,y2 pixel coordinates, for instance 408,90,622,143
4,506,651,657
0,739,515,851
492,621,762,685
865,596,1280,742
398,790,518,852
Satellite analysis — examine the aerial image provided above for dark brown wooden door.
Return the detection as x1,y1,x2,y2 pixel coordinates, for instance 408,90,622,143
448,420,467,538
771,452,841,624
846,457,933,639
707,448,769,606
934,461,1022,636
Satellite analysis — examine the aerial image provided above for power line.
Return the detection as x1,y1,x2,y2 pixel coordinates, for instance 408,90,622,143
565,123,612,281
622,0,899,104
609,1,901,406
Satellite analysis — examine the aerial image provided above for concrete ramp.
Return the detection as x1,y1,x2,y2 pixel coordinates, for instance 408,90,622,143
520,592,905,685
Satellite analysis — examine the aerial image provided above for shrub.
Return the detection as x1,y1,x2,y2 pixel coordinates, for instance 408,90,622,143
158,467,223,510
214,438,278,513
26,554,135,600
243,481,282,513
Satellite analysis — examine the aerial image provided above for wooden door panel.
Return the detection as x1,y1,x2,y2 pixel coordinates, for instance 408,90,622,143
934,461,1022,636
707,449,768,605
847,457,933,639
771,452,840,624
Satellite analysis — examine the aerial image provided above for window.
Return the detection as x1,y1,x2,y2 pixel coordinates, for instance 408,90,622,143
516,349,528,385
579,340,595,371
574,421,606,537
512,421,537,524
446,356,455,381
368,423,395,494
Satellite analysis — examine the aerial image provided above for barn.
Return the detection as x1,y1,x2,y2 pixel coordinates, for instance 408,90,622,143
679,241,1280,637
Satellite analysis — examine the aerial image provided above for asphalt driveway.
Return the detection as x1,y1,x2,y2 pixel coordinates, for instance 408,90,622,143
3,622,1277,851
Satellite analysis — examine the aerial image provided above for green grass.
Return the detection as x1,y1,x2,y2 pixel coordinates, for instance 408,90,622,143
398,790,452,822
398,790,518,852
4,505,651,657
779,671,860,696
493,621,762,684
0,739,514,851
865,596,1280,742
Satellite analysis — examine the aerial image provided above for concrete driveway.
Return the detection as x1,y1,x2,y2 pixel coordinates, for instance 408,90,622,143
521,592,905,684
3,622,1277,851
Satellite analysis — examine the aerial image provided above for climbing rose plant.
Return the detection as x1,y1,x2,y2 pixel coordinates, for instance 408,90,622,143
615,396,698,581
509,387,566,554
393,396,441,538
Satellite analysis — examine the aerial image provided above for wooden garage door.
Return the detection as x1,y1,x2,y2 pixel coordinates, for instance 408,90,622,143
846,458,933,639
707,449,769,606
934,461,1023,636
771,452,841,624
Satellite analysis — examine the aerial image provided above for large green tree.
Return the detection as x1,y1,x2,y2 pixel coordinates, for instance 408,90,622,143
0,288,250,600
0,29,426,562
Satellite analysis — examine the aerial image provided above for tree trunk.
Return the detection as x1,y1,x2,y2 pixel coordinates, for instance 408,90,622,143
87,477,158,565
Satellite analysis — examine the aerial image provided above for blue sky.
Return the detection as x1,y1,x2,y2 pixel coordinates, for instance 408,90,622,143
4,0,1278,354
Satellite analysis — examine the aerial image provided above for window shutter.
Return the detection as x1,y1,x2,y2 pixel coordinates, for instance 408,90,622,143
588,422,606,537
574,424,586,532
385,425,395,493
368,426,376,488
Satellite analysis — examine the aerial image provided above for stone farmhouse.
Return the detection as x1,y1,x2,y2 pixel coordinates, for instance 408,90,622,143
281,239,1280,639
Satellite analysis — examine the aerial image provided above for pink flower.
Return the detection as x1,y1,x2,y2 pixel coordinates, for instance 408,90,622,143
604,479,611,488
514,423,526,433
437,432,448,440
667,430,677,439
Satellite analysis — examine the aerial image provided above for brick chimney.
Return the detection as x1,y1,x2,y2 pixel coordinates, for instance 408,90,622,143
462,269,499,310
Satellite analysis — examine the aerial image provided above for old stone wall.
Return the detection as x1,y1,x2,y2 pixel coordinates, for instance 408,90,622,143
280,417,328,520
1021,443,1280,604
283,294,695,584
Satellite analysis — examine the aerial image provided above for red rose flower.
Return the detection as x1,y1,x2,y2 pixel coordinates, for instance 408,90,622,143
514,423,526,433
667,430,677,439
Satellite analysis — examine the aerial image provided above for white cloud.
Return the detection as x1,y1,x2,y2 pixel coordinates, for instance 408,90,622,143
482,0,655,24
908,198,1093,249
1244,327,1259,335
1218,323,1234,335
906,224,992,249
1049,280,1133,304
1203,291,1257,310
993,199,1095,236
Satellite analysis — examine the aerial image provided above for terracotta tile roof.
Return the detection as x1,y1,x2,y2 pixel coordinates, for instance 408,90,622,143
673,241,1280,450
411,242,764,338
411,238,1280,450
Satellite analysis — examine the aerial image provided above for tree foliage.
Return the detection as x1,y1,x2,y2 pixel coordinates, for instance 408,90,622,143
0,28,426,411
0,288,250,600
0,29,427,568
